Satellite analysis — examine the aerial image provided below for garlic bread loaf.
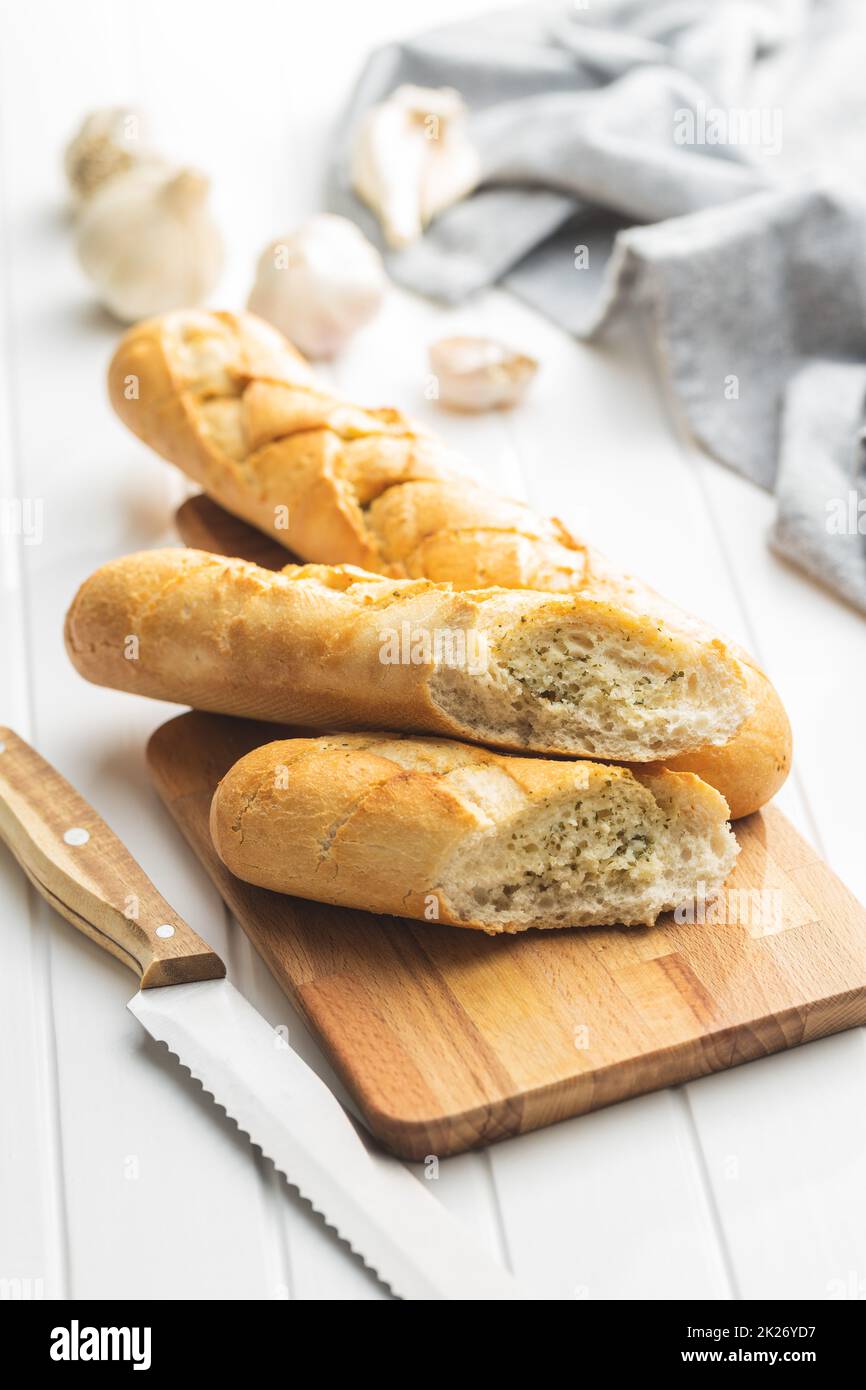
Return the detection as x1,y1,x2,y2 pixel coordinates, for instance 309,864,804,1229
108,308,592,586
107,309,792,816
65,548,754,765
209,734,738,934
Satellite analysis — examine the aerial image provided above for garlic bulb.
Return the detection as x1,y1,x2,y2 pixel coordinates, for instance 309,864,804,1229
351,85,480,249
64,107,155,204
75,165,223,322
429,337,538,412
247,214,386,359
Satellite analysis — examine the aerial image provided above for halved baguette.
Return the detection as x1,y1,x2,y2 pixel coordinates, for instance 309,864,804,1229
64,548,754,765
209,733,739,934
107,309,791,817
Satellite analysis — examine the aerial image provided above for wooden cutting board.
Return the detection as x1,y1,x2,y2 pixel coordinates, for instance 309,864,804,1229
152,495,866,1160
148,710,866,1161
176,494,292,570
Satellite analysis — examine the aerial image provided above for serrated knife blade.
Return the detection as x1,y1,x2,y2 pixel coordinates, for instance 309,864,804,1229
129,979,533,1301
0,727,534,1303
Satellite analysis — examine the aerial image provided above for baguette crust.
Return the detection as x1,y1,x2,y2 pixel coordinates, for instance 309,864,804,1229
209,733,738,933
64,548,755,766
65,548,472,734
109,310,791,816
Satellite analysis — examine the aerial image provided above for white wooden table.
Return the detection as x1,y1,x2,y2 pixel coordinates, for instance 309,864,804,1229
2,0,865,1302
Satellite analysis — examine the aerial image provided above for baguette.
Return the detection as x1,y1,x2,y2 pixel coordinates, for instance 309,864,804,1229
209,733,739,934
107,309,791,817
65,548,754,765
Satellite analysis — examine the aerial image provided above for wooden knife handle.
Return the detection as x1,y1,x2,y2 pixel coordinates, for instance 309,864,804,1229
0,727,225,988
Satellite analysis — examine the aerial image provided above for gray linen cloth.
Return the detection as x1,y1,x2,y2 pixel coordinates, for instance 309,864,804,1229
328,0,866,614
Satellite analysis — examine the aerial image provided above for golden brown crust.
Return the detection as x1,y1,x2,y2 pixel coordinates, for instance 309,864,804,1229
661,665,791,820
108,310,594,583
108,309,792,816
64,549,469,735
209,733,734,932
64,548,755,769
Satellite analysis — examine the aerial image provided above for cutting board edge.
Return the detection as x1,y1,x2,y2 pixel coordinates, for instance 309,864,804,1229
346,984,866,1159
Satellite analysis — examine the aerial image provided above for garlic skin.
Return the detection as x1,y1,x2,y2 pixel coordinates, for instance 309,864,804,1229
75,165,223,322
429,337,539,413
64,107,155,204
247,214,386,359
351,85,480,250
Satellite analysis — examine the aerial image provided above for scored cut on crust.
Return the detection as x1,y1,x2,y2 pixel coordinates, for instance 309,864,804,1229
65,548,754,765
209,732,739,934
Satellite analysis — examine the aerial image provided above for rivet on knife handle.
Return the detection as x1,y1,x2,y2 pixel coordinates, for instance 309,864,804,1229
0,727,224,987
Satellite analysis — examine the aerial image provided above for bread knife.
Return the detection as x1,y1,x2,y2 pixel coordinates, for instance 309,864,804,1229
0,727,532,1301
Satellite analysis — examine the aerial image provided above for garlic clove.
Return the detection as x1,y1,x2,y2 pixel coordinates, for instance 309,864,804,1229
247,214,386,359
159,167,211,213
352,101,429,250
390,86,480,226
74,163,223,323
63,106,155,205
351,85,480,250
429,336,539,412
